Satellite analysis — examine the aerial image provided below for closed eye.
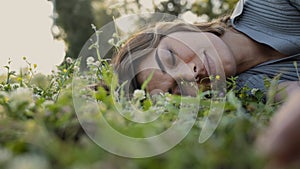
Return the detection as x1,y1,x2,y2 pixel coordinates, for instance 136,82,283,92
167,83,179,94
169,49,176,66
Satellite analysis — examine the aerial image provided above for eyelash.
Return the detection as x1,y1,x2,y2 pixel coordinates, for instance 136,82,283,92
168,49,177,66
167,84,178,94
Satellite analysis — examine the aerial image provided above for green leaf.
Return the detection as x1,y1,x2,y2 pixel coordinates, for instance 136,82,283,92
141,71,154,90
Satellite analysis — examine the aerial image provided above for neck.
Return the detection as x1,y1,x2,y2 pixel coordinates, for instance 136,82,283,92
220,28,286,74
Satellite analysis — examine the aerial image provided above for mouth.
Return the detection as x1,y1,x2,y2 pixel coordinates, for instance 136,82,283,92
195,50,213,86
195,51,213,88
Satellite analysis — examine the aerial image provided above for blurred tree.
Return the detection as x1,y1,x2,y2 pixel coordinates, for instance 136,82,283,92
52,0,95,59
49,0,113,59
153,0,238,20
191,0,239,20
154,0,192,16
91,0,115,29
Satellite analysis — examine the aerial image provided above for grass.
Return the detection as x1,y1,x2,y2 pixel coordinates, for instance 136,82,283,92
0,53,281,169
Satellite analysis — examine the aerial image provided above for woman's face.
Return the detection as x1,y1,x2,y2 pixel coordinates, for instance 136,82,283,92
137,31,236,95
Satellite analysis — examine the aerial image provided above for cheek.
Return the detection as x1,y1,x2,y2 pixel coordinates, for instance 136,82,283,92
146,81,169,94
138,71,170,93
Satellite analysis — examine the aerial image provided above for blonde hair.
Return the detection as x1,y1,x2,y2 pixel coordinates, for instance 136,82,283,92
112,15,231,93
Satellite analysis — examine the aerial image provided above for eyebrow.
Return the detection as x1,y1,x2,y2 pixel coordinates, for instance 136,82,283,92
155,49,166,73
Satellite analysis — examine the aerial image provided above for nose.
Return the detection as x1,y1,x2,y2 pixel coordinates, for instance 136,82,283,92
172,61,201,82
188,56,208,82
189,62,200,82
171,62,201,96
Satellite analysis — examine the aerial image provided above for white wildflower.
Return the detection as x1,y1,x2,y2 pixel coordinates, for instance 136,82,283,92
11,83,20,89
91,23,97,30
73,65,80,72
112,32,119,38
94,61,101,67
251,88,259,95
133,89,146,100
108,38,115,45
0,84,3,90
65,57,73,64
86,56,95,65
52,81,59,88
10,88,33,104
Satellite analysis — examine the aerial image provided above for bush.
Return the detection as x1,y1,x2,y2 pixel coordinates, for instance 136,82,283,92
0,56,278,169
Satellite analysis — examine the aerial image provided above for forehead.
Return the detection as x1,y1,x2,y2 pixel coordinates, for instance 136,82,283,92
160,32,190,45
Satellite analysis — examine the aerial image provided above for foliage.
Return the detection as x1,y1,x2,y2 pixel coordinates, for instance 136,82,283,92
153,0,239,20
53,0,113,59
191,0,239,20
54,0,95,59
0,52,282,169
52,0,238,60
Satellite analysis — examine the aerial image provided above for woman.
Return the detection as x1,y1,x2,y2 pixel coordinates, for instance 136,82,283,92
113,0,300,101
112,0,300,167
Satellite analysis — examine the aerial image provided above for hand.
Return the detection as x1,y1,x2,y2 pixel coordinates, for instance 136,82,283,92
257,90,300,169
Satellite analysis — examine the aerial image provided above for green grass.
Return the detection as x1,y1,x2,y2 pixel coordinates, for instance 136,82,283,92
0,56,280,169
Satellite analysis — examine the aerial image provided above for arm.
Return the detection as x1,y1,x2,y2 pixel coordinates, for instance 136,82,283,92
274,81,300,102
257,82,300,168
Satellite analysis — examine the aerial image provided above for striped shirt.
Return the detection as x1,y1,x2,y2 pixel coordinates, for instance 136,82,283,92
230,0,300,94
231,0,300,55
236,53,300,93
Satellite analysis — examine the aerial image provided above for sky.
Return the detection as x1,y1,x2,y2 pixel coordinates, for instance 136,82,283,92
0,0,205,75
0,0,65,75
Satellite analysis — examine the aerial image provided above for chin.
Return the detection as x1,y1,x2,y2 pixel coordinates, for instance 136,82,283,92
223,62,236,76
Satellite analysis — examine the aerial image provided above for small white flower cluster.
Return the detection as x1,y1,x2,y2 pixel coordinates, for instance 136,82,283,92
10,88,33,103
251,88,259,95
108,33,121,47
86,56,95,65
133,89,146,101
94,61,101,67
11,83,20,90
86,56,101,67
65,57,73,64
51,79,59,89
73,66,80,72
